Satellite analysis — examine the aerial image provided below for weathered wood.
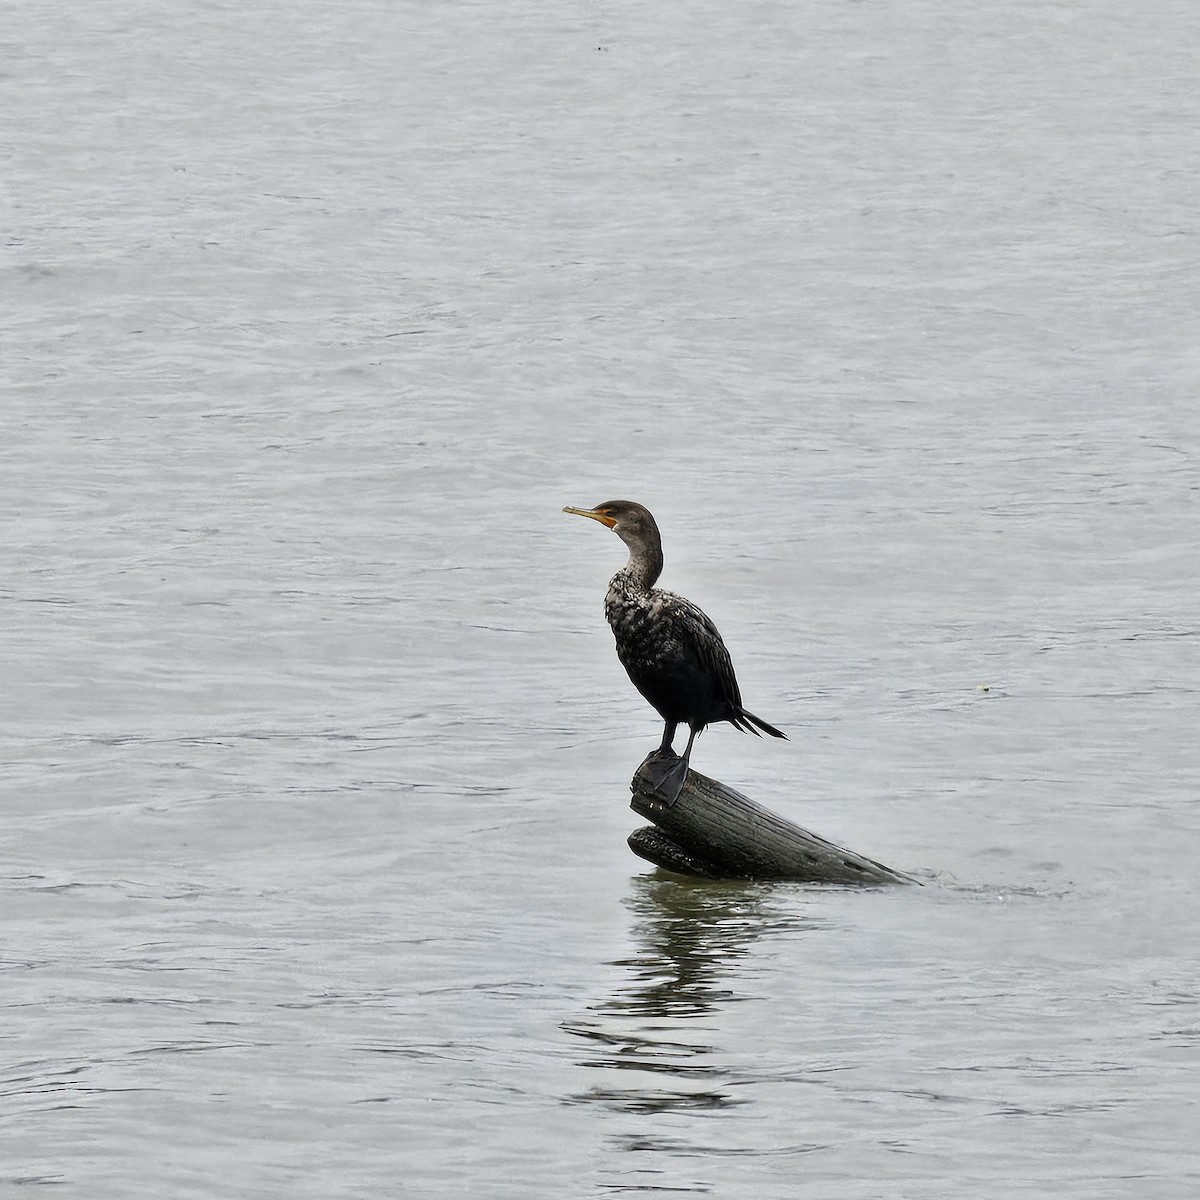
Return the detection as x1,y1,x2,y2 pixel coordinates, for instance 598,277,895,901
629,756,916,885
626,827,725,879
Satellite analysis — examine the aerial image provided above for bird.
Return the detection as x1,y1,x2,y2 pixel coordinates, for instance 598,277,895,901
563,499,786,805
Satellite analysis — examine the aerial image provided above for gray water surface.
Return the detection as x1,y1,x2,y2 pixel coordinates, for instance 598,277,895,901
4,1,1199,1196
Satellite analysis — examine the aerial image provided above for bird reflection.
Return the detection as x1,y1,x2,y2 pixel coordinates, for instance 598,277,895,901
563,873,823,1117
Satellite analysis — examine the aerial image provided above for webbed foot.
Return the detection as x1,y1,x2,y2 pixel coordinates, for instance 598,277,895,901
637,749,690,807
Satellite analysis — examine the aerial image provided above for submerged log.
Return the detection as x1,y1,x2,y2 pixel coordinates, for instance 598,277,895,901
628,756,916,885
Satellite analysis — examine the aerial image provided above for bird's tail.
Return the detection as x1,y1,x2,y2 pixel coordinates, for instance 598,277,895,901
736,708,788,740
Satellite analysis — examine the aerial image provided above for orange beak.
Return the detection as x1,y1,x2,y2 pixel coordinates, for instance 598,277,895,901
562,505,616,529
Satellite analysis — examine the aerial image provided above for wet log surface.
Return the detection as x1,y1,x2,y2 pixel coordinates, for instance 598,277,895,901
628,756,916,885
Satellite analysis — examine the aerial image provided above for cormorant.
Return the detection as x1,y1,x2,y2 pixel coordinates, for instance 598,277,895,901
563,499,786,804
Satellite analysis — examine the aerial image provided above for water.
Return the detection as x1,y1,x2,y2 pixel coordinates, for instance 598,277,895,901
3,0,1199,1195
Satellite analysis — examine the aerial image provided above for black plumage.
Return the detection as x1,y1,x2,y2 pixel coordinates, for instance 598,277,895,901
564,499,786,803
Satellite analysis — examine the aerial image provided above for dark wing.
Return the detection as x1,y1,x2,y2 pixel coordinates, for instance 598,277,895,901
658,591,745,715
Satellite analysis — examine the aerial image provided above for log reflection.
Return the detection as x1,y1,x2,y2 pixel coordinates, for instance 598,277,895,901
563,873,824,1116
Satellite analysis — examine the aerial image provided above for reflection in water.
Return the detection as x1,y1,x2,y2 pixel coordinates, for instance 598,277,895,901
609,874,813,1020
563,874,825,1118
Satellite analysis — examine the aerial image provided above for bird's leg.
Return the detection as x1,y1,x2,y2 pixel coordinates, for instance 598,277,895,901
639,724,696,808
679,725,699,770
657,722,678,755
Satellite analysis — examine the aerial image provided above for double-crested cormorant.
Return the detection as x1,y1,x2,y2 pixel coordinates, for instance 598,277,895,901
563,500,786,804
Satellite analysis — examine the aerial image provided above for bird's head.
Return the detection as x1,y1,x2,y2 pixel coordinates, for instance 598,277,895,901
563,500,661,552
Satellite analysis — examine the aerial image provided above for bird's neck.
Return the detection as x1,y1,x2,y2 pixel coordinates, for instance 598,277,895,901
613,540,663,593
